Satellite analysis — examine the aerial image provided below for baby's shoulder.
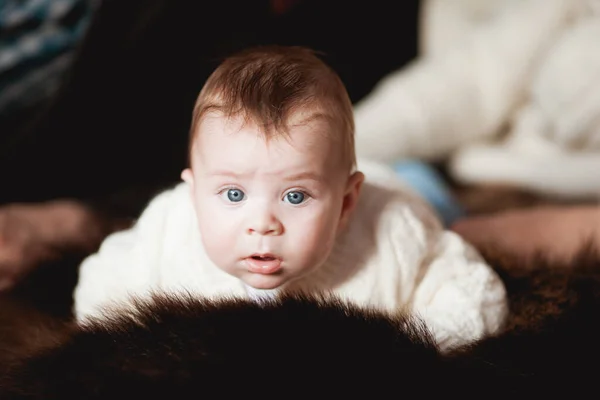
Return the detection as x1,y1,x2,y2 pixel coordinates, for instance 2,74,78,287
355,182,442,239
140,181,191,213
328,176,442,279
356,159,443,236
132,181,195,233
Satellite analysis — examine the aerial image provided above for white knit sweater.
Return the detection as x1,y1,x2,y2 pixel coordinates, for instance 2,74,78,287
73,160,508,352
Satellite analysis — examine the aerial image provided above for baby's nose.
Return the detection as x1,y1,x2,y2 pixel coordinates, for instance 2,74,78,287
246,210,284,236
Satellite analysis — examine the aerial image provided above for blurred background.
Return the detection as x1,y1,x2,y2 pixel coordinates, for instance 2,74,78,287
1,0,598,209
0,0,422,207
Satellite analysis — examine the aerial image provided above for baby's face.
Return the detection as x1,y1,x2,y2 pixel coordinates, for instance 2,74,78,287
182,112,363,290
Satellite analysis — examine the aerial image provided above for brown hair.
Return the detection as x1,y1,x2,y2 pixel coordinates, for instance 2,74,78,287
188,45,355,170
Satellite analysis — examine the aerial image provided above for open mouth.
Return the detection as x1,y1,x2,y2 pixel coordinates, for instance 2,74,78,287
251,254,277,262
246,254,282,274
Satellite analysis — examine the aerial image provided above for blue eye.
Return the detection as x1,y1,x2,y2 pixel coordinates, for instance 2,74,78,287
224,188,245,202
285,191,306,205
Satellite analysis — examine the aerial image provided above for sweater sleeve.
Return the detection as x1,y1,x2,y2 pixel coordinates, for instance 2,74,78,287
358,159,508,352
408,226,509,352
72,184,183,323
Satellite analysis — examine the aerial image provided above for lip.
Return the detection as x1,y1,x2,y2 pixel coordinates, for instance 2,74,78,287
245,254,282,274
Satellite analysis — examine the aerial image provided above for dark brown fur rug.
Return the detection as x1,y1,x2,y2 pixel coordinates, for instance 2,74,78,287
1,245,599,399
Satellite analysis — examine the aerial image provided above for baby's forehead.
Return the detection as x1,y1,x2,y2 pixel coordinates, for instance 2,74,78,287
286,107,332,127
196,108,338,142
191,111,347,171
190,106,352,172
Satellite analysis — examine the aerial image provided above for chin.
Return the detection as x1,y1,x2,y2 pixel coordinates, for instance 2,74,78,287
242,273,286,290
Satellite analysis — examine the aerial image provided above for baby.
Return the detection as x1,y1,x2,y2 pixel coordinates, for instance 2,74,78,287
73,45,508,352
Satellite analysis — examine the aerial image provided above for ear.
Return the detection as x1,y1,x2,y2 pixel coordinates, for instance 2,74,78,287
181,168,195,199
338,171,364,231
181,168,193,183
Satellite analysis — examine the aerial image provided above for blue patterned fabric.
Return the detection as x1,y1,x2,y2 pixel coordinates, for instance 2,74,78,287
0,0,98,117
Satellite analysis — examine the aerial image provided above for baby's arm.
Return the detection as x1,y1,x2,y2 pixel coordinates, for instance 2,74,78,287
409,228,508,352
359,158,508,351
73,185,181,323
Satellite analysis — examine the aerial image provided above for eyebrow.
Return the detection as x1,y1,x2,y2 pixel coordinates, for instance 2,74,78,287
207,170,324,182
282,172,324,182
208,170,244,179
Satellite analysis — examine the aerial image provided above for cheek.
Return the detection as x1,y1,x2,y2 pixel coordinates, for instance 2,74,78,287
286,204,340,263
193,197,238,261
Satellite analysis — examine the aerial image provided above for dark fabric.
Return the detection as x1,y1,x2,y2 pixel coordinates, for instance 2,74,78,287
0,0,420,218
1,246,600,398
